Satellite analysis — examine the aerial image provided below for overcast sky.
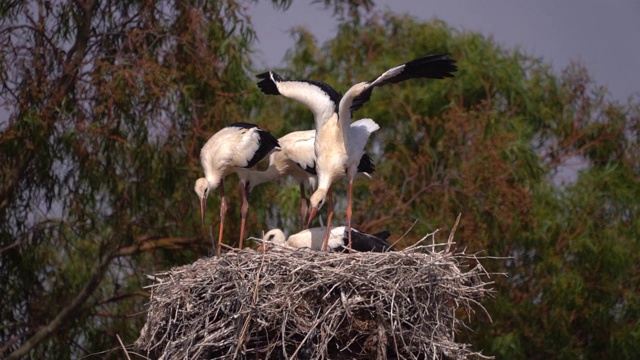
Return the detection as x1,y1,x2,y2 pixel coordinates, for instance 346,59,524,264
249,1,639,102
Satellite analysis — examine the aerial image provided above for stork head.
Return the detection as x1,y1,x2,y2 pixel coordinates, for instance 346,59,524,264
194,177,210,224
306,188,328,228
257,229,286,251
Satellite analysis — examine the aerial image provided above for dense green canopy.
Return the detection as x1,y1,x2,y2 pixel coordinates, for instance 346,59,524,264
1,1,638,358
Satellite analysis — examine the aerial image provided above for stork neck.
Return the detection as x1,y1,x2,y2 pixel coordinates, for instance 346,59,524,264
205,173,222,190
317,172,333,193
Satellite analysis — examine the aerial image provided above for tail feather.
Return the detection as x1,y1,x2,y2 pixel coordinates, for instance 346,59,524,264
339,228,394,252
371,230,391,241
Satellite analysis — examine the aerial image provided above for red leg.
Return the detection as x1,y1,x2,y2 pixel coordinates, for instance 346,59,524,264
300,183,308,231
239,181,249,250
321,187,334,252
346,178,353,250
217,181,226,256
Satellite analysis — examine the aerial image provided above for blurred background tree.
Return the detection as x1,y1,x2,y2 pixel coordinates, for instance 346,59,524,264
1,1,638,359
0,0,371,358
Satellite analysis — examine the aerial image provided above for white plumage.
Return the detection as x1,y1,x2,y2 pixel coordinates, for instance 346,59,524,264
257,54,457,251
246,128,376,229
194,122,279,255
246,130,316,228
262,226,394,252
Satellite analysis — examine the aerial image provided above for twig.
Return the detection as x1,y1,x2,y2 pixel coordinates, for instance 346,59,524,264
446,213,462,253
116,334,132,360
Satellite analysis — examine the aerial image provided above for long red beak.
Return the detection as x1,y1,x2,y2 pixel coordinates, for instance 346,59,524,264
306,206,318,229
200,197,206,224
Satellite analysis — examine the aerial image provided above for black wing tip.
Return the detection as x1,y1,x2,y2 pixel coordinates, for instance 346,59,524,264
256,71,283,81
256,71,282,96
407,53,458,78
357,153,375,174
372,230,391,241
346,228,395,252
255,71,270,79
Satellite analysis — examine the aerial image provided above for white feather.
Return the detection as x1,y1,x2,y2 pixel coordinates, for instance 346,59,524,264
275,80,338,129
263,227,346,250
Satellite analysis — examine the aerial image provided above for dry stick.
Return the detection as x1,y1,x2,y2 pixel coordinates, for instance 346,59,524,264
290,300,339,359
446,213,462,254
208,225,216,256
116,334,132,360
233,250,267,359
136,237,495,359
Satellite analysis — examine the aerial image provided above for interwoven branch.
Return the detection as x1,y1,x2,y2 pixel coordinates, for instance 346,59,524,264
135,238,495,359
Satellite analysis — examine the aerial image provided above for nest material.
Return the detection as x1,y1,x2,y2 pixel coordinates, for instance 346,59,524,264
135,237,494,359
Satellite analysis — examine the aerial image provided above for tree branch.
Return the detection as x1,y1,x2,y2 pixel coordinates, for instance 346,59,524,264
0,0,97,215
116,236,204,257
5,251,114,359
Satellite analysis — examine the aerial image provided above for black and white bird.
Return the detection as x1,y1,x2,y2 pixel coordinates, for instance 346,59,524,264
194,122,279,255
257,54,457,252
261,226,394,252
246,128,376,229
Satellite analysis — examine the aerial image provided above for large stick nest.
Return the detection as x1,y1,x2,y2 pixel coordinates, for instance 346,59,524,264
135,234,494,359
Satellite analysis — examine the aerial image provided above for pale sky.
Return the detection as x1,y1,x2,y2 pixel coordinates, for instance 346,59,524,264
249,1,640,102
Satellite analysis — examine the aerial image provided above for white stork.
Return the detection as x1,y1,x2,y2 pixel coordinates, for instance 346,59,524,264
261,226,394,252
256,54,457,251
194,122,280,255
246,128,376,229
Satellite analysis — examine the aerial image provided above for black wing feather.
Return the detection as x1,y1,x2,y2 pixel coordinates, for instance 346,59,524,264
371,231,391,241
337,228,394,252
350,54,458,113
245,127,280,168
356,153,375,174
256,71,282,96
297,161,317,175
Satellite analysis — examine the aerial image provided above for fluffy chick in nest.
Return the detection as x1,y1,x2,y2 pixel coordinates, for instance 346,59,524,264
261,226,394,252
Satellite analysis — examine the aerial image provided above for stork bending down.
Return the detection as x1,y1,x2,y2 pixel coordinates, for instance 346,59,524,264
194,122,279,255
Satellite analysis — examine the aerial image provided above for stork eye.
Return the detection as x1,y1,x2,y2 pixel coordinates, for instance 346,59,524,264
267,234,275,241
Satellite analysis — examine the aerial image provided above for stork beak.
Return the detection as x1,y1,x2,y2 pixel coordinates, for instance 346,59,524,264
200,197,206,225
257,243,269,252
306,206,318,229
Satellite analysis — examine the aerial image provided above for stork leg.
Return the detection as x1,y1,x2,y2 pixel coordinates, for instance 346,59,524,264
299,183,308,231
321,187,334,252
239,181,249,250
217,182,227,256
346,178,354,251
